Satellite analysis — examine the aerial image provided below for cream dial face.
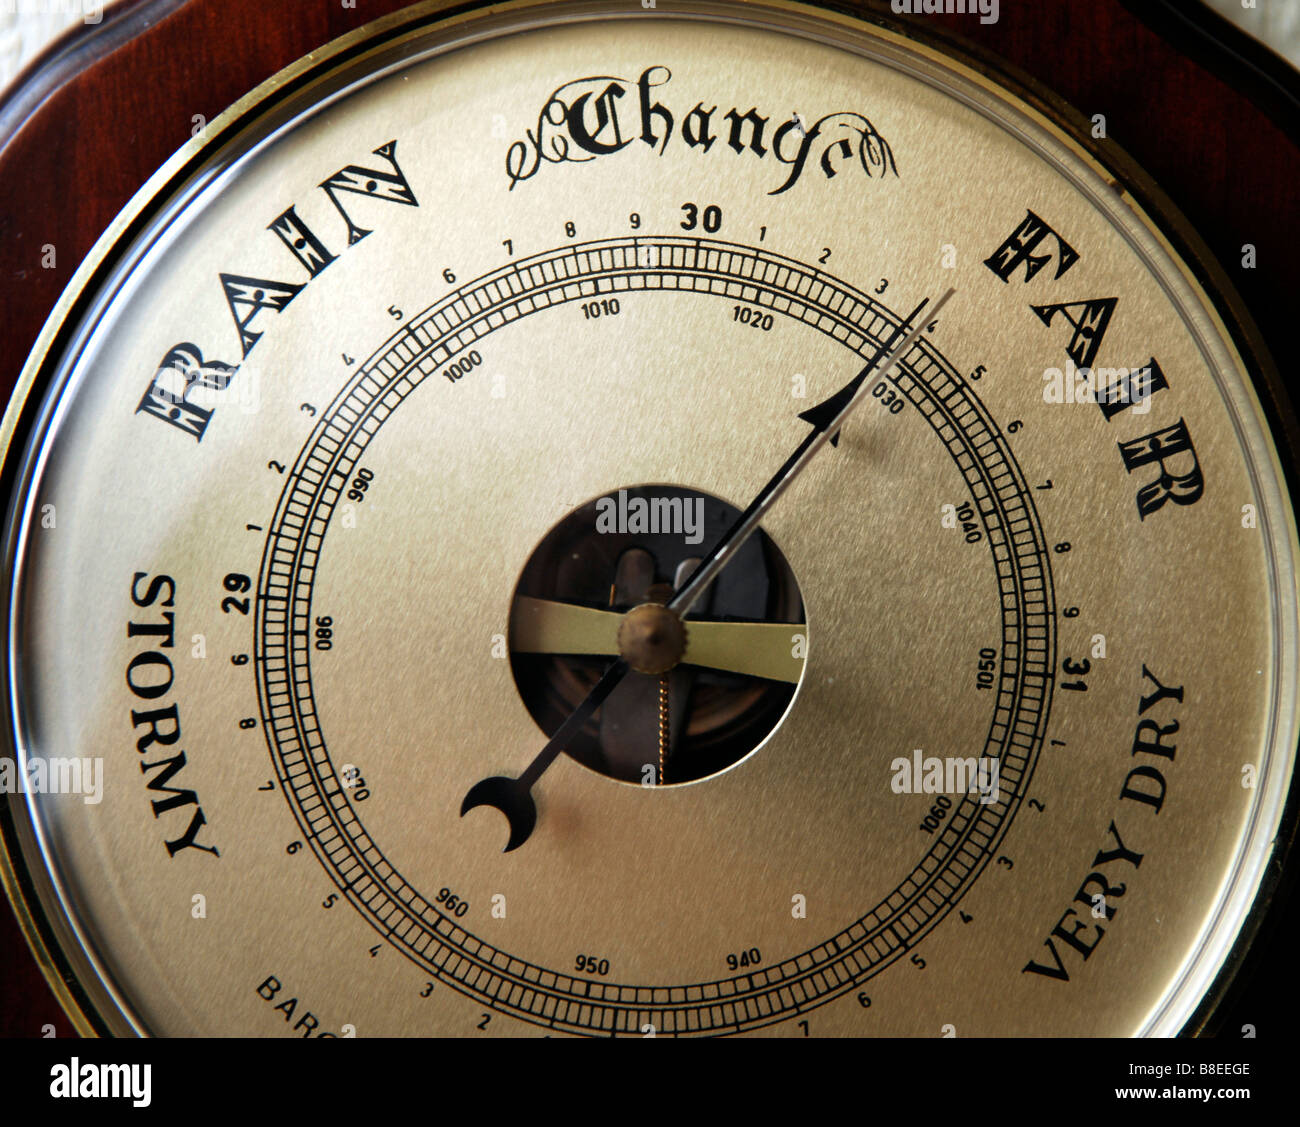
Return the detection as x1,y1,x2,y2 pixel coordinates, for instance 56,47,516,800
2,0,1296,1037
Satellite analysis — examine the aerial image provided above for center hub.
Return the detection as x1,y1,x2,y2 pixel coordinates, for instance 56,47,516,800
617,602,688,675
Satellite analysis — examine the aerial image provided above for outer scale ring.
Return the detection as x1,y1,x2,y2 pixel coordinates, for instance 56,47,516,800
256,233,1054,1035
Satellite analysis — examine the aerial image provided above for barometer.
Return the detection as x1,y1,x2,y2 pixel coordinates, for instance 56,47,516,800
1,0,1297,1037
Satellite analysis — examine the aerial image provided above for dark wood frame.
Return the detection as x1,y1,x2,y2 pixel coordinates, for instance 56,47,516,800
0,0,1296,1037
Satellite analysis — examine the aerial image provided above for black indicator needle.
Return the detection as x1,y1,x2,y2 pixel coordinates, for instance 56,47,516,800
461,658,629,852
668,291,953,617
461,288,956,851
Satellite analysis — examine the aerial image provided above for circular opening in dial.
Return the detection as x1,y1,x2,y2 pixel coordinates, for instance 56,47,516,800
508,484,807,785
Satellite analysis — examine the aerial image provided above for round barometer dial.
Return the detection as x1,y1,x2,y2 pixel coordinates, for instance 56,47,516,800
1,0,1296,1037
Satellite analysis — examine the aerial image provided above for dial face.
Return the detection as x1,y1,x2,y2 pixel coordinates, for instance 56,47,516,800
1,0,1297,1038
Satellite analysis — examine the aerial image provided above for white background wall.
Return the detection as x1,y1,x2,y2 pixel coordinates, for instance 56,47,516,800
0,2,99,92
1206,0,1300,66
